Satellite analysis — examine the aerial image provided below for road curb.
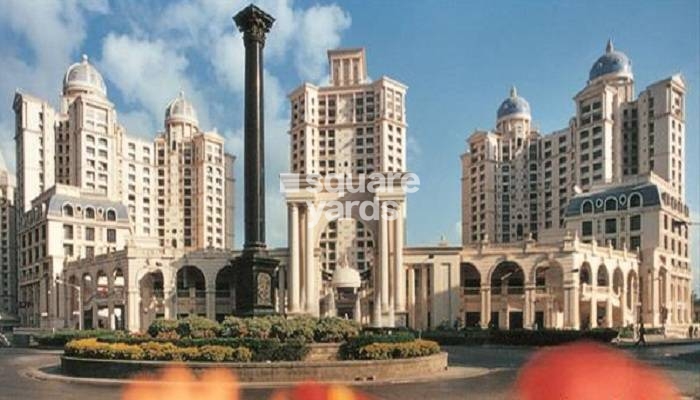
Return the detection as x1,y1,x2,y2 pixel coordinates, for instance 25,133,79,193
22,364,494,389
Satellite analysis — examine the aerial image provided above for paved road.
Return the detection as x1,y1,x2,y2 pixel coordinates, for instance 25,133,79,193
0,344,697,400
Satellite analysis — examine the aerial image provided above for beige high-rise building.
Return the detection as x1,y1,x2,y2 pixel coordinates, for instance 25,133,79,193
285,48,408,326
460,40,691,333
0,167,17,320
13,56,235,327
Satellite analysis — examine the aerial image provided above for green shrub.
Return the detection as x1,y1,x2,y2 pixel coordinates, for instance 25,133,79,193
358,339,440,360
65,338,145,360
221,316,272,339
176,316,221,339
35,330,115,347
340,332,415,360
195,345,248,362
147,319,179,338
65,338,252,362
280,316,316,342
313,317,361,343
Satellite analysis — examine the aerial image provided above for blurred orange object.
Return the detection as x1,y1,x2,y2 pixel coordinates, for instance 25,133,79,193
122,366,240,400
270,382,370,400
514,341,681,400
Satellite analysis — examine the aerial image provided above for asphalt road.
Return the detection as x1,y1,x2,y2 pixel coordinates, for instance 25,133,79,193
0,344,697,400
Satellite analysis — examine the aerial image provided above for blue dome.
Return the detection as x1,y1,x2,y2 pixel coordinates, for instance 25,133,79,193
497,86,531,120
589,40,632,81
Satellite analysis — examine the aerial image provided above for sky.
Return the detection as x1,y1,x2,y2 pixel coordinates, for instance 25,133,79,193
0,0,698,290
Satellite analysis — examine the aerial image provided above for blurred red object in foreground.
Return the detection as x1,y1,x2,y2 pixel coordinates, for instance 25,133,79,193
122,366,240,400
514,341,680,400
270,382,371,400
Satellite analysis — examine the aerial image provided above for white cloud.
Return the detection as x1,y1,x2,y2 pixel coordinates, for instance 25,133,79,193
293,4,351,82
100,33,210,132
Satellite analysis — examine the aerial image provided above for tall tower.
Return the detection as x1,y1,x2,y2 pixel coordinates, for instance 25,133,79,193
285,48,408,326
0,165,17,318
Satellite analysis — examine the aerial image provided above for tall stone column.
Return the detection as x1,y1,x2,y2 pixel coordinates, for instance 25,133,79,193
620,286,628,326
394,203,405,313
605,297,613,328
205,283,216,321
407,267,415,328
651,270,660,326
572,285,580,330
127,289,139,332
419,267,429,329
287,203,300,312
524,284,534,329
379,204,389,311
304,205,316,315
480,285,491,329
231,5,279,316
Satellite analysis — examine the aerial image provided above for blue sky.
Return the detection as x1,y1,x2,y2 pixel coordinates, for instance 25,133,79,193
0,1,698,290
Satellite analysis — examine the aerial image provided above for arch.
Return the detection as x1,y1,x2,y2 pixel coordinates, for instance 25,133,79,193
113,268,125,287
604,197,618,212
580,262,592,285
96,270,109,298
81,273,94,302
533,261,564,288
460,263,480,294
215,265,236,299
626,270,638,311
176,265,206,298
628,192,642,208
597,264,609,287
139,270,165,329
612,268,624,294
85,206,96,219
490,261,525,295
106,209,117,221
63,203,74,217
581,200,594,214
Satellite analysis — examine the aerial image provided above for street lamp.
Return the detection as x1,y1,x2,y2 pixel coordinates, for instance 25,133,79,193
55,278,83,330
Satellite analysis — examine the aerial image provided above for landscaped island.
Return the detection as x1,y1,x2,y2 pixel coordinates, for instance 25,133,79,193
54,316,446,382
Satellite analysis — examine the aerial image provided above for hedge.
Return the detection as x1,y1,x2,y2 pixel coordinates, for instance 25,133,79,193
96,336,308,362
35,329,117,347
340,332,416,360
65,338,252,362
357,339,440,360
423,328,619,346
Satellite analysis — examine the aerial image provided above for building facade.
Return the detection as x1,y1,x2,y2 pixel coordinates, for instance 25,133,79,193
4,44,693,336
13,56,235,327
0,167,17,322
461,41,691,333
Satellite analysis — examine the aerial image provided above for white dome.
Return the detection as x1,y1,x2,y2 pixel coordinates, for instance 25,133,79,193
331,266,361,288
63,54,107,97
165,91,198,126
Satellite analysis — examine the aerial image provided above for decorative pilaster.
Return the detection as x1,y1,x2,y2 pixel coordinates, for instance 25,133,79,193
288,203,300,312
394,202,406,313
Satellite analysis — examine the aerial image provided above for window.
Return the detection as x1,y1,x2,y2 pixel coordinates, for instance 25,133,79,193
605,218,617,234
63,244,73,256
106,229,116,243
628,193,642,208
630,215,641,231
86,246,94,258
581,201,593,214
106,209,116,221
605,198,617,211
630,236,641,251
85,207,95,219
63,204,74,217
582,221,593,236
85,227,95,241
63,225,73,240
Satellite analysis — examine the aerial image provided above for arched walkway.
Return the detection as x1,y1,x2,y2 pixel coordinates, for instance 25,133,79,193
176,266,206,318
489,261,525,329
139,270,164,330
532,262,564,329
460,263,480,327
215,265,236,322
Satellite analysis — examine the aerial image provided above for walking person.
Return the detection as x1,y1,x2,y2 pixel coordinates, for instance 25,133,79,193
635,322,647,346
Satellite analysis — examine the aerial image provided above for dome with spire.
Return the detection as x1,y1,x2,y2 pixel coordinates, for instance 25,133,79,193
63,54,107,97
589,39,633,81
165,91,198,126
497,86,531,120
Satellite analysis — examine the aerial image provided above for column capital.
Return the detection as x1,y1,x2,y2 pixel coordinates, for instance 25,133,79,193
233,5,275,45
